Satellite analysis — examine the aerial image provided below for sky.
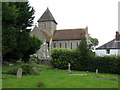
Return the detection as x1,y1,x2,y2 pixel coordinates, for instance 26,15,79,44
28,0,119,47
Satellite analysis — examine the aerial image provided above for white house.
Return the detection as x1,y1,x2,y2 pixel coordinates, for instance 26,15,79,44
95,31,120,56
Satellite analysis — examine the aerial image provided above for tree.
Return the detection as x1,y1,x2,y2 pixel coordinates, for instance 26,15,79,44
2,3,19,27
78,37,95,60
10,2,35,32
79,37,89,57
89,37,99,50
2,2,42,62
21,35,42,62
2,2,19,57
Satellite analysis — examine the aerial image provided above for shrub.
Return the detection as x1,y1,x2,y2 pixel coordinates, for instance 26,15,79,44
20,64,40,75
7,64,40,75
36,81,44,88
7,67,19,75
29,54,40,64
51,48,120,74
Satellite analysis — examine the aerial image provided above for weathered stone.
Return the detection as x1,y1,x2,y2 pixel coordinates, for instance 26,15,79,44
17,68,22,78
68,63,72,74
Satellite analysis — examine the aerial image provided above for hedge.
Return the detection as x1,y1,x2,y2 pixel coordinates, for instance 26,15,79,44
51,48,120,74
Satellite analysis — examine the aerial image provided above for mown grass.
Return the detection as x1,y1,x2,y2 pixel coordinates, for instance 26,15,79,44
2,63,119,88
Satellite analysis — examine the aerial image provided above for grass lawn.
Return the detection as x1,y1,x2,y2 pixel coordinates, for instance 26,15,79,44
2,63,119,88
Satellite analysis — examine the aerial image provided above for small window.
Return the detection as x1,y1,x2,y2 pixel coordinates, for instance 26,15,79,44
106,49,110,54
71,42,72,49
60,43,61,48
53,43,56,48
65,42,67,48
76,42,79,48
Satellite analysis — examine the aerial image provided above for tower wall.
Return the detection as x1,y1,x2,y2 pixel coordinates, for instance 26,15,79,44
38,21,56,36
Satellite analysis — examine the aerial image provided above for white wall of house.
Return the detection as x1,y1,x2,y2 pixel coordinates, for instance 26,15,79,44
95,49,120,56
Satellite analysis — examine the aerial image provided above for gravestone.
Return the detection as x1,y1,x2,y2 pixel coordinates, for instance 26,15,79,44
17,68,22,78
68,63,71,74
96,69,98,77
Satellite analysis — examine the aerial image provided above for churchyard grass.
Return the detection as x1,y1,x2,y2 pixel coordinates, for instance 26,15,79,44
2,63,119,88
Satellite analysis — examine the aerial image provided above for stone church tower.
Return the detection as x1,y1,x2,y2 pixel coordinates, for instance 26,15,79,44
37,8,57,36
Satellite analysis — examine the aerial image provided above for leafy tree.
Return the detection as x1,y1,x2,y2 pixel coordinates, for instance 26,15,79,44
2,3,19,57
89,37,99,50
79,37,89,56
22,35,42,62
2,3,19,27
78,37,95,60
2,2,42,62
10,2,35,32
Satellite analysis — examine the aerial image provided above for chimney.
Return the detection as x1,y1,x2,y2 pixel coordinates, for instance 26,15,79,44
115,31,120,40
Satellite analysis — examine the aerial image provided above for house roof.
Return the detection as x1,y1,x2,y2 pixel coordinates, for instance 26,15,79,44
96,39,120,50
37,8,57,24
52,29,86,41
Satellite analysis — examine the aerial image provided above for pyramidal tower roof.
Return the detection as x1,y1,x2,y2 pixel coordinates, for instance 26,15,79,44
37,8,57,24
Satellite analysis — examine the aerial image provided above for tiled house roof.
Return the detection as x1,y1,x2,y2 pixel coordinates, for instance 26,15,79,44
96,39,120,50
96,32,120,50
52,29,86,41
37,8,57,24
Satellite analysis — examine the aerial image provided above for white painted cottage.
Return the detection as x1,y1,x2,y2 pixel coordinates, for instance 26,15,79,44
95,31,120,56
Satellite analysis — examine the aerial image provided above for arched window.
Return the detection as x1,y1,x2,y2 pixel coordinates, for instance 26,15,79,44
60,43,61,48
76,42,79,48
71,42,72,49
65,42,67,48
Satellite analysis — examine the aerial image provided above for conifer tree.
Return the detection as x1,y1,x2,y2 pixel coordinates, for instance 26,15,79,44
2,2,42,62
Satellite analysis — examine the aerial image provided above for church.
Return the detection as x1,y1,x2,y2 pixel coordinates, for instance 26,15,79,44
30,8,89,59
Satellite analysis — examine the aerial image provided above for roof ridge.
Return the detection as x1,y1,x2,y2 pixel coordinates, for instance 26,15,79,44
56,28,86,31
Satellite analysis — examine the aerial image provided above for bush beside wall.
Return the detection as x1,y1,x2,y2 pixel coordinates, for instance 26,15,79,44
51,48,120,74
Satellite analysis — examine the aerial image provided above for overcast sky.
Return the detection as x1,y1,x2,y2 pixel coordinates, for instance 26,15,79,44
28,0,119,47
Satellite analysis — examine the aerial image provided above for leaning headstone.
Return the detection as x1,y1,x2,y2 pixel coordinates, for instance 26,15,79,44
17,68,22,78
68,63,71,74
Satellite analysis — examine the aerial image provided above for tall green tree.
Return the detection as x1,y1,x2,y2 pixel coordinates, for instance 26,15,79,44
2,3,19,57
2,2,42,62
10,2,35,32
89,37,99,50
79,37,89,57
78,37,95,60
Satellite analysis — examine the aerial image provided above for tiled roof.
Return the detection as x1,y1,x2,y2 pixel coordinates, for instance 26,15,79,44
52,29,86,41
37,8,57,24
96,39,120,50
